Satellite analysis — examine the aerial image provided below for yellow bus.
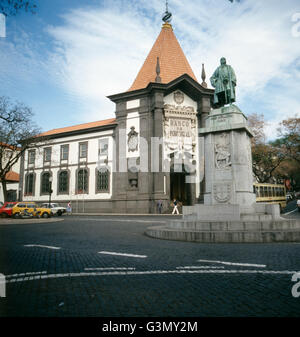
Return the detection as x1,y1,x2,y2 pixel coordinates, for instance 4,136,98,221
253,183,287,212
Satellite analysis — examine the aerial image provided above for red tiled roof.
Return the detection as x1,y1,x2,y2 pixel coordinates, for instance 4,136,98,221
128,23,198,91
5,171,19,182
0,142,21,151
38,118,116,137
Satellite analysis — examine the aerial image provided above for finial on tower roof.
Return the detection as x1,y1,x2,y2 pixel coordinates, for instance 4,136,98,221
201,63,207,88
162,0,172,23
155,57,162,83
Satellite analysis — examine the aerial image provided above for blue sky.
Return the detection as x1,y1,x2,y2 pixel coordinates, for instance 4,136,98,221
0,0,299,139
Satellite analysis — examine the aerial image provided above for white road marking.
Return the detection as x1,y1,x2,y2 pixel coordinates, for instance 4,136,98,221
284,208,297,215
5,269,298,284
98,251,147,258
24,244,61,250
84,267,136,271
176,266,225,269
5,271,47,278
197,259,266,268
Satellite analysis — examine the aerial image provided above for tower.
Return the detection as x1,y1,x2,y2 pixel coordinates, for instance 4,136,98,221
108,8,214,213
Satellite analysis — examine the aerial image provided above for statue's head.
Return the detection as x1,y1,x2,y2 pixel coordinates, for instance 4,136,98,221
220,57,226,65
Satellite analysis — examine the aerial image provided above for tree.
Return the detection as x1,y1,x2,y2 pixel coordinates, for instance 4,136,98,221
272,116,300,189
247,112,266,145
248,113,286,183
248,113,300,188
0,96,42,202
0,0,37,17
274,116,300,164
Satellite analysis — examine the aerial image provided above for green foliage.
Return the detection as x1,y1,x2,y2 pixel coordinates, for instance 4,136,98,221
248,113,300,189
0,0,37,16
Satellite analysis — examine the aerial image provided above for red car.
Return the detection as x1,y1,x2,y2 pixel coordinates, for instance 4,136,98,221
0,202,18,218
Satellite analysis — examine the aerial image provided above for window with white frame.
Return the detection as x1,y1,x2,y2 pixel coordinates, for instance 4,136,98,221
79,142,88,159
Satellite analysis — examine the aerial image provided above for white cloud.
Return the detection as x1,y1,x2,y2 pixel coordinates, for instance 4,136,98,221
1,0,299,135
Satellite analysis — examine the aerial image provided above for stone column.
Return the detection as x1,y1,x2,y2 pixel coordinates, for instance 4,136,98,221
151,91,166,212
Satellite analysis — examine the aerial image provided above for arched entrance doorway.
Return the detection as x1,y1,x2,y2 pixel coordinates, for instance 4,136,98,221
170,163,193,206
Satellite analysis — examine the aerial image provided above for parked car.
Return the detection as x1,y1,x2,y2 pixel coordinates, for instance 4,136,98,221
297,199,300,212
0,202,18,218
0,201,3,207
40,203,66,216
12,202,52,218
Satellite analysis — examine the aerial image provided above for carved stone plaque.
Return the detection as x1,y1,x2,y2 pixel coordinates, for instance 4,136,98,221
174,90,184,105
213,183,231,203
127,126,138,152
214,132,231,169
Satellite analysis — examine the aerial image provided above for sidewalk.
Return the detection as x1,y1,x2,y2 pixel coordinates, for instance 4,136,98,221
72,213,182,217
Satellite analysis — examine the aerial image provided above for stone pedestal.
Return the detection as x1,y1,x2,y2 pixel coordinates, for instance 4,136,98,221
199,104,256,214
145,104,300,243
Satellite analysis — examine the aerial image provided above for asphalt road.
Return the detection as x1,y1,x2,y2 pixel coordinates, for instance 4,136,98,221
0,213,300,317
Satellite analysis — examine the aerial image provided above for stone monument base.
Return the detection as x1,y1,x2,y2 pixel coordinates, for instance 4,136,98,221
145,203,300,243
145,103,300,243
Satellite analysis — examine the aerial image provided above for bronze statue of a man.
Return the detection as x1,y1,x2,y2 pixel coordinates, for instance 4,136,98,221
210,57,236,108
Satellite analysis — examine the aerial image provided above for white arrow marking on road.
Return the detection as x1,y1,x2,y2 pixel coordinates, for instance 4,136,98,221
98,251,147,258
197,259,266,268
24,244,61,250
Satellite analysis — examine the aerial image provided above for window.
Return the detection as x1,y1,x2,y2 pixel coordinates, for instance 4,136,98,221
77,169,88,193
44,148,51,162
41,172,51,194
96,168,109,192
25,173,34,195
27,204,36,209
28,150,36,164
259,186,264,197
263,186,268,197
99,139,109,155
268,186,272,197
61,145,69,161
58,171,69,193
6,190,17,202
79,143,88,158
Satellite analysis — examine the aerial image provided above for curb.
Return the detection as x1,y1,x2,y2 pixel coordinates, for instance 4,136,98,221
72,213,182,217
0,218,65,225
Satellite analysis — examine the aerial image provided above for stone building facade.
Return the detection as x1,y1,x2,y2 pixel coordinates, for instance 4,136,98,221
20,22,214,213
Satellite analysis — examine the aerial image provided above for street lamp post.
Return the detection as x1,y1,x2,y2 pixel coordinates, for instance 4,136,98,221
48,176,53,208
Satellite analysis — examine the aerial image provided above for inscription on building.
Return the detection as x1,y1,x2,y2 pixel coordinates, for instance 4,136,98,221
163,104,197,155
168,119,192,138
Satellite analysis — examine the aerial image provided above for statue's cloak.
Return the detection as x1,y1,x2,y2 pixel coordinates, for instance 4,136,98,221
210,65,236,105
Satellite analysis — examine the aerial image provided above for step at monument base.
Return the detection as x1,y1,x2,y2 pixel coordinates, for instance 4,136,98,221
145,220,300,243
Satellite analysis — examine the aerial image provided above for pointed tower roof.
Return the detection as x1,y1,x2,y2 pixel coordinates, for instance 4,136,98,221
128,22,198,91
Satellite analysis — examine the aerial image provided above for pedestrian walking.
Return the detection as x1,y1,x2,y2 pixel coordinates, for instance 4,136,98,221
172,198,180,215
157,200,163,214
66,202,72,215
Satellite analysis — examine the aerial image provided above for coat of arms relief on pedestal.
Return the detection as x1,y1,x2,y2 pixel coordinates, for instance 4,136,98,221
213,183,232,203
